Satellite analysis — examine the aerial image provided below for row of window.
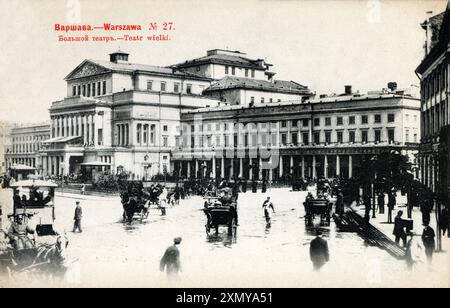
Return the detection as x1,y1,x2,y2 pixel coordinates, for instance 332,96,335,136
72,80,107,97
225,66,256,78
12,135,49,142
146,80,203,94
250,97,282,104
12,142,45,154
422,62,448,105
184,113,412,134
177,128,411,148
116,123,170,147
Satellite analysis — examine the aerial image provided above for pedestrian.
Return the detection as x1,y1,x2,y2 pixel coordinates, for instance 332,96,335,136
387,191,396,223
262,197,275,228
336,190,344,215
159,186,168,216
421,222,435,263
377,192,385,214
160,237,182,280
309,229,329,271
73,201,82,233
393,210,407,247
80,184,86,195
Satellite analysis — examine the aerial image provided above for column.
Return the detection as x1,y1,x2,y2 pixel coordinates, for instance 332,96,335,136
259,157,263,180
301,156,305,179
239,158,243,178
290,155,294,176
57,117,61,137
78,115,82,137
116,125,120,146
195,159,199,178
52,118,57,137
89,114,94,145
249,158,253,180
279,156,283,178
230,159,234,179
125,124,129,146
312,155,317,179
221,158,225,179
336,155,341,177
93,114,98,146
349,155,353,178
187,161,191,178
212,157,216,178
83,115,88,144
66,116,70,137
324,155,328,179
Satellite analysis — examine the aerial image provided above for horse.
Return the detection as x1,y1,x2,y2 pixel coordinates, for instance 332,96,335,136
2,232,69,280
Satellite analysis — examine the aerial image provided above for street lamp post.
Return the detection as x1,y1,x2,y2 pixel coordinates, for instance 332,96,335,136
371,155,378,219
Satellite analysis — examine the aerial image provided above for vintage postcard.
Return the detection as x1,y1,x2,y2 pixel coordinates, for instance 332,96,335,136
0,0,449,291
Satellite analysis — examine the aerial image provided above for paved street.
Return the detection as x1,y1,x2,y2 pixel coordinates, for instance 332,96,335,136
0,187,448,287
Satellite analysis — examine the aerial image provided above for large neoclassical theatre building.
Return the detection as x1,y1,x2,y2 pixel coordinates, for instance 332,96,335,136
38,49,313,179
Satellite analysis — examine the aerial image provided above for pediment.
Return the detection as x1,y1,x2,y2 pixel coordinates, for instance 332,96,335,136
65,60,111,80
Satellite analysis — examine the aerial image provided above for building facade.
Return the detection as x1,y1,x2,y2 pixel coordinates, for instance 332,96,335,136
41,51,219,179
39,49,312,180
0,121,14,175
416,3,450,195
172,89,421,181
5,122,51,173
172,49,314,106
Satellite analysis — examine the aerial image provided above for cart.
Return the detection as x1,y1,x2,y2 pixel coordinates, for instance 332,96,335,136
203,187,238,236
304,198,332,226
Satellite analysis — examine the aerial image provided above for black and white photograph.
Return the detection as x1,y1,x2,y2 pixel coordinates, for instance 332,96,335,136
0,0,449,290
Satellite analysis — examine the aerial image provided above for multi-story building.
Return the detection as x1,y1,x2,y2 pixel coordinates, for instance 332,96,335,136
39,49,312,180
415,3,449,195
172,49,314,106
172,86,420,181
5,122,51,174
415,2,450,242
41,51,218,179
0,121,14,175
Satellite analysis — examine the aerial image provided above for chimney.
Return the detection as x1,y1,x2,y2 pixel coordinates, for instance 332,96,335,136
387,82,398,92
344,85,352,95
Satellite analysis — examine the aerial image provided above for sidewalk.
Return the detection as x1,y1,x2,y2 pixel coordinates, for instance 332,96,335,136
352,196,450,275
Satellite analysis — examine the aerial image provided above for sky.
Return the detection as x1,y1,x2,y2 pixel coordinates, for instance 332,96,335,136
0,0,447,123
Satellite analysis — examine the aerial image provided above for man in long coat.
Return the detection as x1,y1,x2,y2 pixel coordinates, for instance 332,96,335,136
309,229,329,271
160,237,182,279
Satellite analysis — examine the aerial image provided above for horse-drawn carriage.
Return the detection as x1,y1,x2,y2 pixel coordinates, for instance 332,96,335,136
0,228,71,280
304,196,333,227
0,180,75,280
120,181,151,223
203,187,238,236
